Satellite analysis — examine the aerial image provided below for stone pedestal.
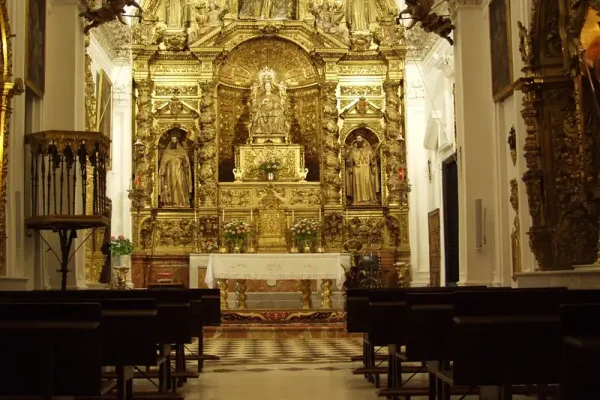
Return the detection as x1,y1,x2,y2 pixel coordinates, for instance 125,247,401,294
514,266,600,289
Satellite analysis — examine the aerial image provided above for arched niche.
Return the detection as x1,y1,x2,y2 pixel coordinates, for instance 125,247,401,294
217,37,320,88
217,37,321,182
156,128,195,208
343,127,382,207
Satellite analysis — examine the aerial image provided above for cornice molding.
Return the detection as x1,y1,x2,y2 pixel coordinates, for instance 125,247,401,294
448,0,484,15
90,20,132,60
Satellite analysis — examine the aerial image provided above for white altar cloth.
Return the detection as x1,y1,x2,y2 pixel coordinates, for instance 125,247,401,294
205,253,349,289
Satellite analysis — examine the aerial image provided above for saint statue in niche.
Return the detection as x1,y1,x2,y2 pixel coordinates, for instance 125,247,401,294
247,67,291,143
345,0,370,31
165,0,185,27
346,135,379,205
159,133,193,207
239,0,290,19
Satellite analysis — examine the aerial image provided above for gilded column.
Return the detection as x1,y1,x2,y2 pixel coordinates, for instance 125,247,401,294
133,78,155,206
322,81,341,205
382,80,408,207
198,82,218,207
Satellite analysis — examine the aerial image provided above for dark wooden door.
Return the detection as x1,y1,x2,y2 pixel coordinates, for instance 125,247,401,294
428,209,441,287
443,158,459,285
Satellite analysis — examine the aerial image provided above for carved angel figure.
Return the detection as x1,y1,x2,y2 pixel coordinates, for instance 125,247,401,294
398,0,454,45
308,0,345,35
80,0,143,33
193,0,228,28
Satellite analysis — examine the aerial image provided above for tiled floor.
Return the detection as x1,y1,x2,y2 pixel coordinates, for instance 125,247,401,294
138,333,539,400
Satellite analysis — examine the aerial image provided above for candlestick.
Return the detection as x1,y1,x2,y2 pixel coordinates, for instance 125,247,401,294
250,208,253,221
222,209,225,222
292,210,295,222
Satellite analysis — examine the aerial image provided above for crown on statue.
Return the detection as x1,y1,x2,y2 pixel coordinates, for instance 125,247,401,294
258,67,276,84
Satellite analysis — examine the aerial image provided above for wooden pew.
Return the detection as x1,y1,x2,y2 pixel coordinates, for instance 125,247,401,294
560,303,600,399
184,288,221,372
347,287,484,389
0,302,116,399
0,290,191,398
439,288,597,400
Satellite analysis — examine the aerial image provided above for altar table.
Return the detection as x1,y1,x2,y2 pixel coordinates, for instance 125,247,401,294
204,253,350,309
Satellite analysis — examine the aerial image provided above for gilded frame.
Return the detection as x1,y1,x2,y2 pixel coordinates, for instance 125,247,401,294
25,0,46,98
96,69,112,168
489,0,513,102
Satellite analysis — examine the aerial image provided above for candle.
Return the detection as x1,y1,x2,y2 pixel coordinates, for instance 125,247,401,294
319,208,321,222
250,208,253,221
222,209,225,222
292,210,295,221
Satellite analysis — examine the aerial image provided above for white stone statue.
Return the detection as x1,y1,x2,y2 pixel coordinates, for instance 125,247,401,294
345,0,370,32
346,136,379,205
247,67,291,143
159,134,193,207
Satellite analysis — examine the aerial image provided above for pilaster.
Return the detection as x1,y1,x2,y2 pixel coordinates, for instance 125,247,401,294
453,1,499,286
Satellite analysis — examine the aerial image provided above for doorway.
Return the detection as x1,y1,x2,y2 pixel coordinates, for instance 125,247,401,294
442,157,459,285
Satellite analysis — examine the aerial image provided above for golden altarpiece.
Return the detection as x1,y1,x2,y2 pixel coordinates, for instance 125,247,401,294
125,0,410,289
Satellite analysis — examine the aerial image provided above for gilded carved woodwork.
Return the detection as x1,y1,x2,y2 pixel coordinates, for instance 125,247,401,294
133,78,155,205
346,216,385,248
129,5,411,260
139,216,197,251
220,189,252,206
217,38,319,87
0,0,23,275
322,81,341,205
198,82,218,207
517,0,600,270
382,80,408,207
323,212,344,247
510,179,522,275
236,144,303,180
289,188,321,205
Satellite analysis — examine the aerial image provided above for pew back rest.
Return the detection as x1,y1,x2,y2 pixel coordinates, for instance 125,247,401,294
367,287,489,344
346,289,370,333
452,289,567,386
453,288,568,317
0,302,103,396
560,303,600,337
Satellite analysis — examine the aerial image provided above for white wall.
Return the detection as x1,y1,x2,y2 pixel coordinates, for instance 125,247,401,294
406,38,456,287
88,35,133,240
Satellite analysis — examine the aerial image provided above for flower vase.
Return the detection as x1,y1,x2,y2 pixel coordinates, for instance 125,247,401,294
233,238,244,254
303,240,312,253
111,254,133,288
267,172,274,181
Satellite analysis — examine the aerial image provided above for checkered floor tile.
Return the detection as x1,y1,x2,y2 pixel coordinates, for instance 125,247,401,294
185,337,366,366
